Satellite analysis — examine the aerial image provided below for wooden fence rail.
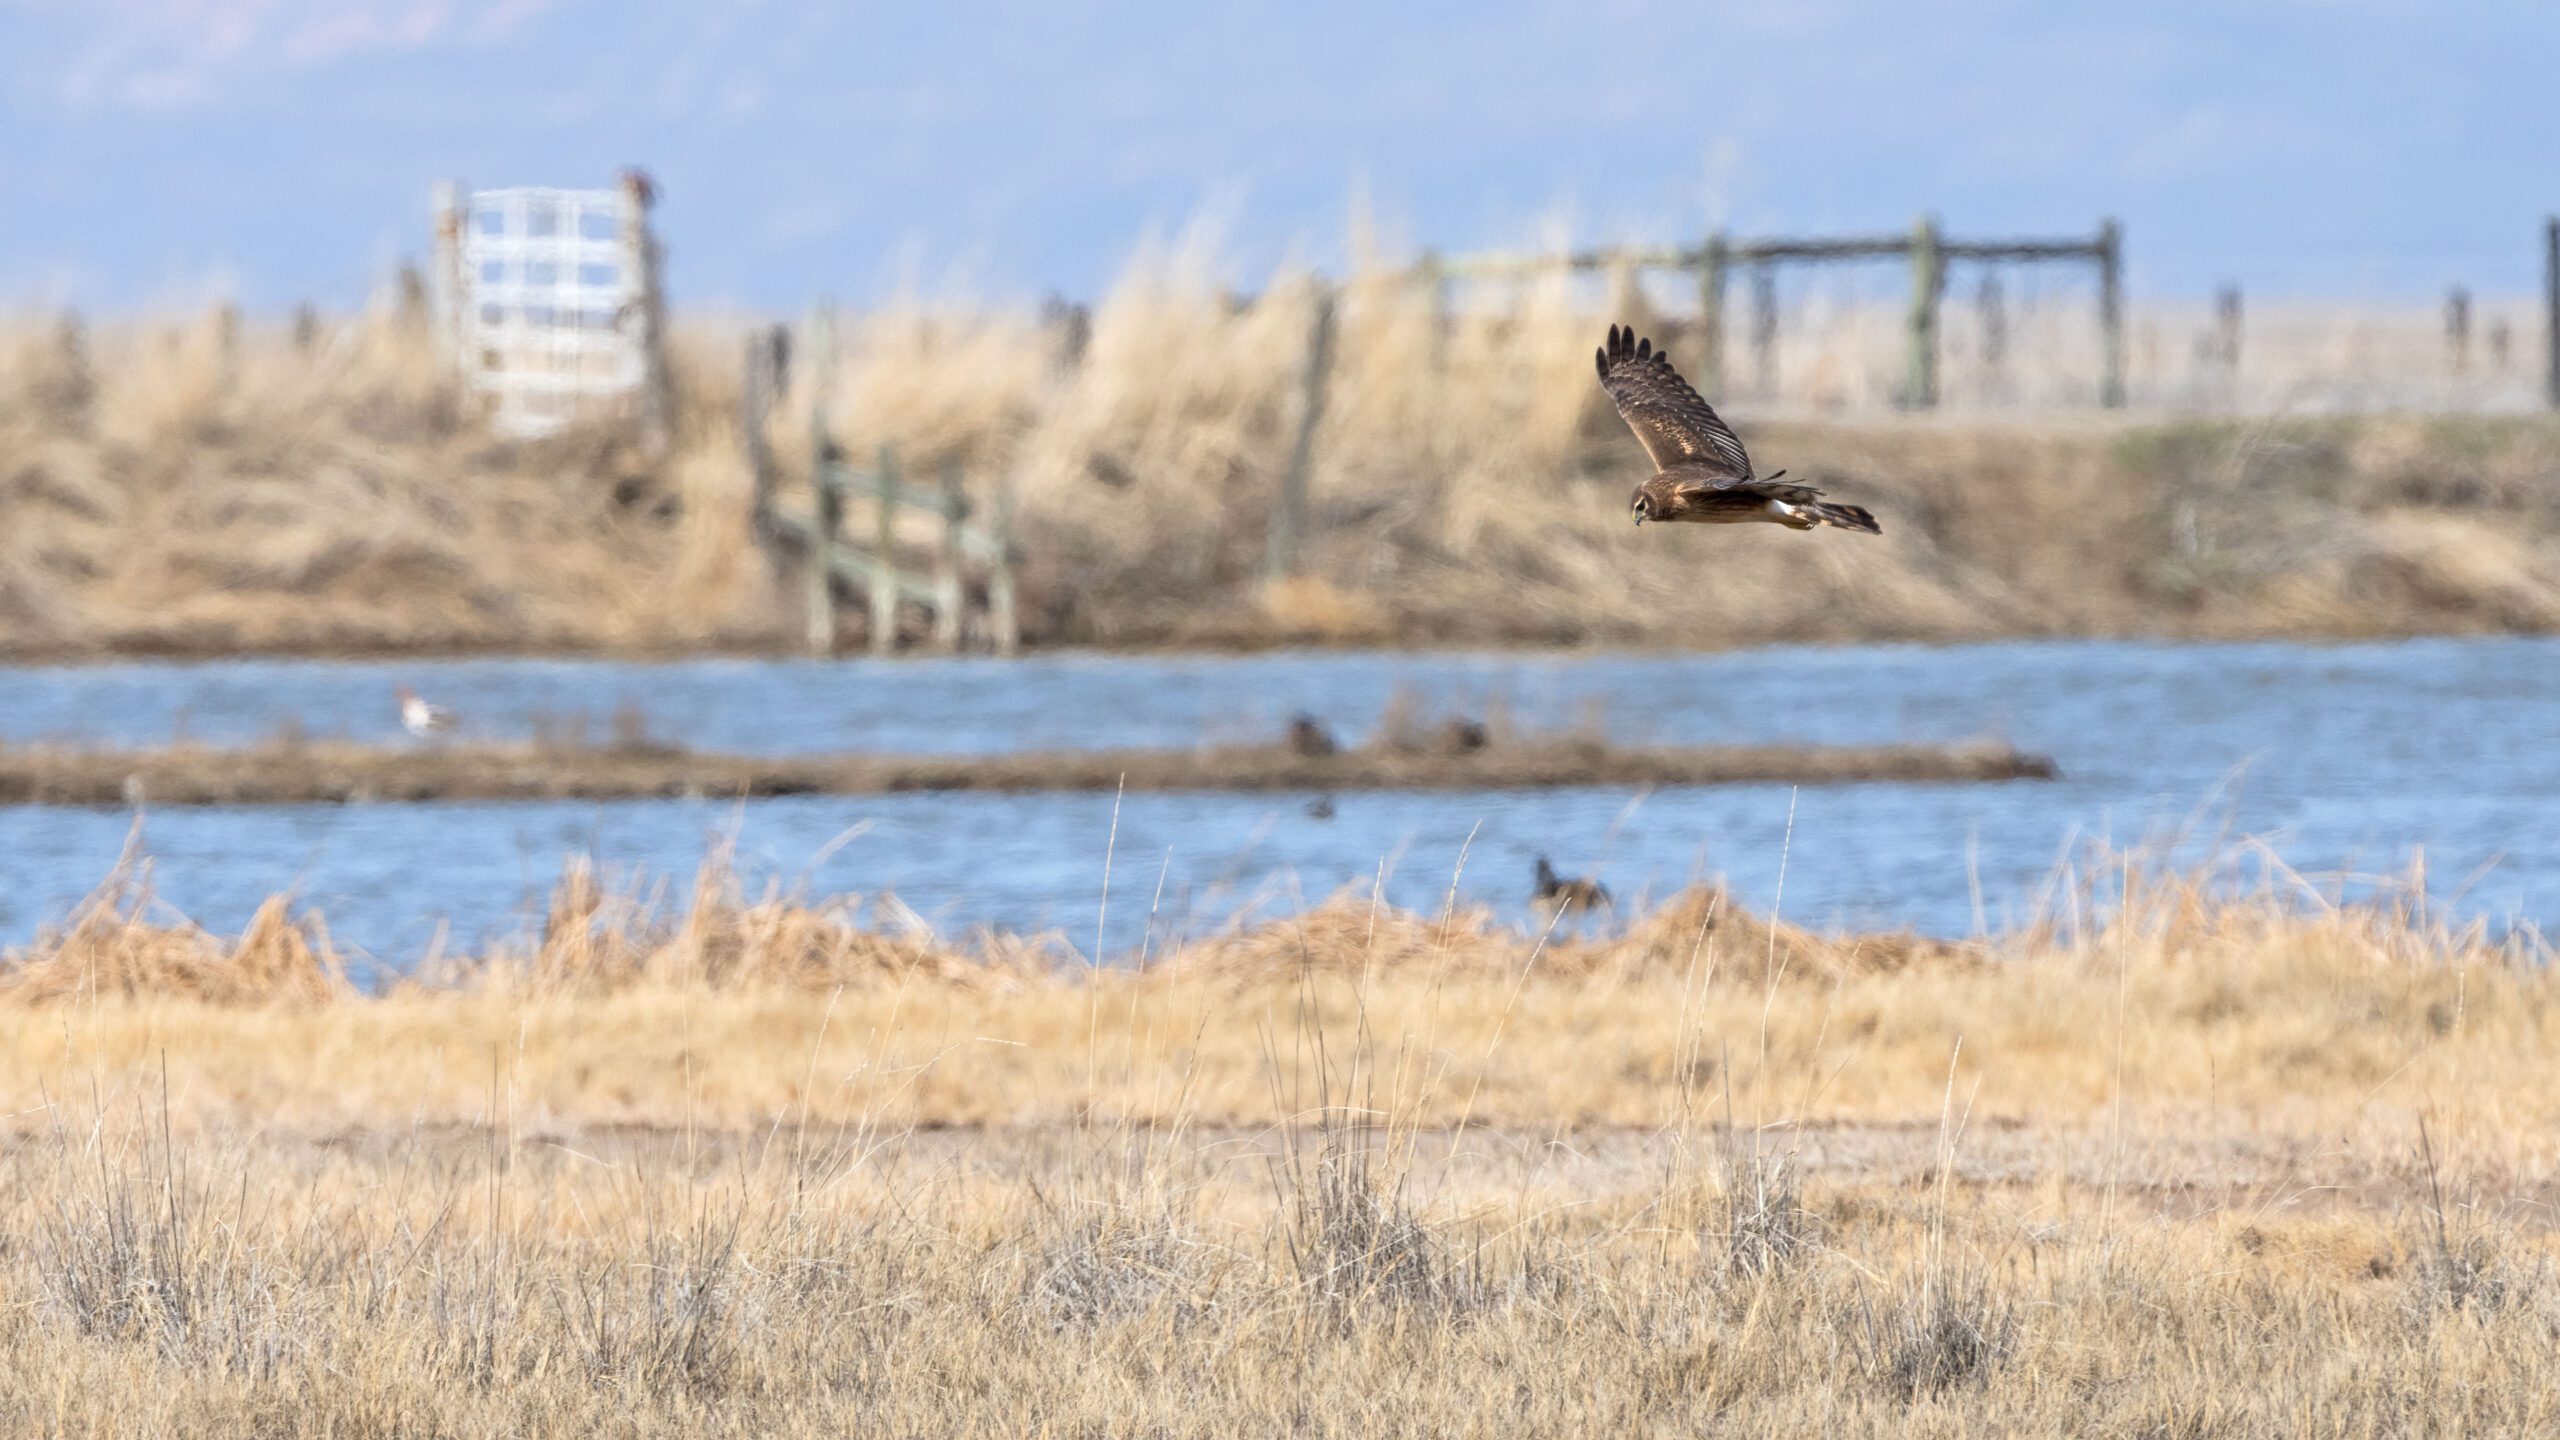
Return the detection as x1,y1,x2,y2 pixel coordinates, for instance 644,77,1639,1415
1413,215,2126,409
741,312,1019,658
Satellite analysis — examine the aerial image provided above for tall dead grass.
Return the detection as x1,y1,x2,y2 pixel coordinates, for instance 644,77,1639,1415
1,841,2557,1433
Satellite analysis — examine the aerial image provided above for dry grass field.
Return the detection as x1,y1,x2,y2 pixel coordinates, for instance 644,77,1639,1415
2,848,2556,1434
8,249,2560,658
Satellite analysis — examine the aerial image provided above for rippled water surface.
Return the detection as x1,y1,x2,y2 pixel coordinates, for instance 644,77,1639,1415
0,638,2553,975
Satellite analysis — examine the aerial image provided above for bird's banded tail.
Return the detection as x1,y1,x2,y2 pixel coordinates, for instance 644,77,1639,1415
1810,503,1881,535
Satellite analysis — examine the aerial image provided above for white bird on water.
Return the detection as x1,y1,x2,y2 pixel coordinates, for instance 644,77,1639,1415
394,685,455,739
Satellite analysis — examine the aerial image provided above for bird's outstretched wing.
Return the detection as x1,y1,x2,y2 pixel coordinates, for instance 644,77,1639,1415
1595,325,1753,481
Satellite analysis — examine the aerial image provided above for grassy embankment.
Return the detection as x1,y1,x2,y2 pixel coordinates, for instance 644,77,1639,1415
7,255,2560,659
0,848,2554,1433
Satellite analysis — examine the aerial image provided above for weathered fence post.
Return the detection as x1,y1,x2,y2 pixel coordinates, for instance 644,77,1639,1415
2098,218,2126,408
2548,217,2560,409
934,456,967,653
40,311,93,417
2203,285,2242,408
989,479,1020,658
872,445,902,656
2445,286,2472,376
618,168,673,457
1040,295,1091,376
2212,285,2243,374
804,308,839,658
1978,273,2008,394
1414,249,1451,370
1265,282,1335,586
1750,262,1779,399
211,301,241,389
742,324,790,546
1904,214,1944,408
1695,232,1729,395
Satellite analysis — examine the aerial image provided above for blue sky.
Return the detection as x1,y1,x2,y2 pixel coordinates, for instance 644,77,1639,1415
4,1,2554,312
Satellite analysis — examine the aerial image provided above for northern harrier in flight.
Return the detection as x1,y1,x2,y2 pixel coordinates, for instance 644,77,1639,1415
1596,325,1880,534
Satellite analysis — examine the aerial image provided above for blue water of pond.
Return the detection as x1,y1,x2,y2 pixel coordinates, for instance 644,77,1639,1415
0,638,2553,976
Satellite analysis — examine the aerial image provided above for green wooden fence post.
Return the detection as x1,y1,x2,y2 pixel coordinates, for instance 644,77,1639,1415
934,455,967,652
1905,214,1943,409
871,445,900,656
804,307,838,658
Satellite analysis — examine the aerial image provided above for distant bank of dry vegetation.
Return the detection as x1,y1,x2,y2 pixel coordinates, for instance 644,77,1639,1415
6,257,2560,658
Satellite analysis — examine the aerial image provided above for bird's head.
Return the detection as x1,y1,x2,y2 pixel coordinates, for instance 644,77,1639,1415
1630,492,1652,526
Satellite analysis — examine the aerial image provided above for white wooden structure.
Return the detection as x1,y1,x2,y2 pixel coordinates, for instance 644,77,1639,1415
431,172,669,442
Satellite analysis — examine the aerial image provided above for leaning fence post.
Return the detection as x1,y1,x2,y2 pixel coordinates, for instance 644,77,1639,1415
2098,218,2126,409
1695,232,1729,395
989,478,1020,657
872,445,901,656
1265,282,1335,586
1904,214,1943,409
2445,286,2472,376
804,307,839,658
934,456,967,653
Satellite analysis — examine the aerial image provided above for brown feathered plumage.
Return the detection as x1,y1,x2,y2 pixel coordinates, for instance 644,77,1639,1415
1595,325,1880,534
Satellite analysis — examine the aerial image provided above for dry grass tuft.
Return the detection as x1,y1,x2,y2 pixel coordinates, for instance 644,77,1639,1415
0,858,348,1005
